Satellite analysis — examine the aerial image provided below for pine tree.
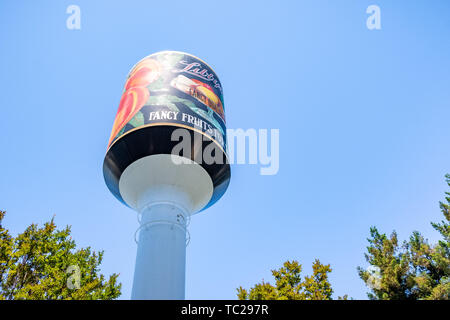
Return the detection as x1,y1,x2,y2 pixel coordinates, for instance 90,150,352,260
358,174,450,300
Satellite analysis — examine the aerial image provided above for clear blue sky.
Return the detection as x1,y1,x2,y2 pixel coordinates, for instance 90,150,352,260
1,0,449,299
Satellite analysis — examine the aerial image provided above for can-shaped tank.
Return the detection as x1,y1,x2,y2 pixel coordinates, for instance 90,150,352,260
103,51,230,213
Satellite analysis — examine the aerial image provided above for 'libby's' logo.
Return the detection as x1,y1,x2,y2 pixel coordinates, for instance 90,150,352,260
173,61,223,94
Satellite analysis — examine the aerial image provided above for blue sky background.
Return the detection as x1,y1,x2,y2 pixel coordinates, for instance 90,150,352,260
1,0,449,299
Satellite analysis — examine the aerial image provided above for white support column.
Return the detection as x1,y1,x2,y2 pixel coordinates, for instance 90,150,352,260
131,201,188,300
118,154,214,300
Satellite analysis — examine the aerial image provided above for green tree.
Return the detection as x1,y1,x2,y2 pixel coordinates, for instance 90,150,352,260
0,211,121,300
358,174,450,300
237,259,342,300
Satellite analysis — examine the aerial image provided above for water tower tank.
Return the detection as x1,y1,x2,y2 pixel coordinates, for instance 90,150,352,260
103,51,230,299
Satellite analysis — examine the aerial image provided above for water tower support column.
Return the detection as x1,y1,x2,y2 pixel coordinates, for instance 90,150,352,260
131,194,189,300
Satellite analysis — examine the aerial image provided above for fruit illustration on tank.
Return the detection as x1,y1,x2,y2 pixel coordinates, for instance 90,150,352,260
108,86,150,147
108,58,162,148
125,58,162,91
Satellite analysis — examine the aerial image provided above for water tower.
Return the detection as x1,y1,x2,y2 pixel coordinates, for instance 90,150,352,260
103,51,230,299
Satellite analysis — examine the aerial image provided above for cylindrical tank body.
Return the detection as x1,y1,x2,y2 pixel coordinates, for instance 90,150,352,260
103,51,230,299
103,51,230,213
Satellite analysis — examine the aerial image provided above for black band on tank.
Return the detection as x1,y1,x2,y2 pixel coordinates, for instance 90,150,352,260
103,125,231,212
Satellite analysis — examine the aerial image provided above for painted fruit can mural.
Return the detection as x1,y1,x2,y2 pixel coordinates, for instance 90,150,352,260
103,51,231,210
107,51,227,152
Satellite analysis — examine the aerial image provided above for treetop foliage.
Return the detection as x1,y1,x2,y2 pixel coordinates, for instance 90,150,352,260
237,259,341,300
0,211,121,300
358,174,450,300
